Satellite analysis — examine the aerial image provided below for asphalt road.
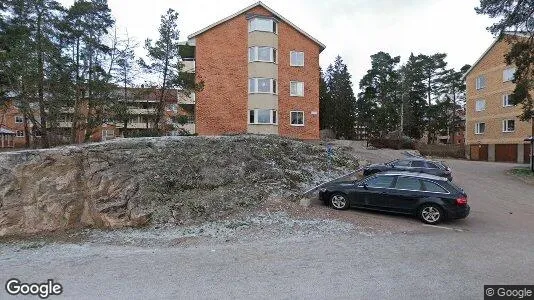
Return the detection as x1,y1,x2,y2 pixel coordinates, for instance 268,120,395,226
1,160,533,300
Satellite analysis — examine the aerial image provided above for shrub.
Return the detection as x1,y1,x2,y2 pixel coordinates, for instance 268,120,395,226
416,144,465,159
369,137,416,150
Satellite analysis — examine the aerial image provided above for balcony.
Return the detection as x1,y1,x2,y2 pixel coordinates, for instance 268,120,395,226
128,108,157,114
116,122,154,129
182,59,195,73
178,92,195,105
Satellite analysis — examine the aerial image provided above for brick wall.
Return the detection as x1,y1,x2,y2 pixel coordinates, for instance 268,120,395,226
278,21,320,140
195,12,249,136
465,36,532,146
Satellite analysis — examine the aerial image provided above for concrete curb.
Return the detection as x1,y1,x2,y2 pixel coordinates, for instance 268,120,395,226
301,167,363,197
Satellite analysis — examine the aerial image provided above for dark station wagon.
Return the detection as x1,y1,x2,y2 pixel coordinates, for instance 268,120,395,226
319,171,469,224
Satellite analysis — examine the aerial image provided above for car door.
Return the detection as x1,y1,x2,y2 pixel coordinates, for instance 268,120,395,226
357,175,396,210
384,176,424,213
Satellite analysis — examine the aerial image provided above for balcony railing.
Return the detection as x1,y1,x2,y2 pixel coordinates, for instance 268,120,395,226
128,108,157,114
182,59,195,73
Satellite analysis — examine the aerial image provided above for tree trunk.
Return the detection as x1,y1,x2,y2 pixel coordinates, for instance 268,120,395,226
36,9,50,148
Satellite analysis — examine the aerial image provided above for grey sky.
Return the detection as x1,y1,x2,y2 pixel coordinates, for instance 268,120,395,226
58,0,495,88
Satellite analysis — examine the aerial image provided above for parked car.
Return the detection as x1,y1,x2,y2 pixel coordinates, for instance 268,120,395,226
362,158,453,181
319,171,469,224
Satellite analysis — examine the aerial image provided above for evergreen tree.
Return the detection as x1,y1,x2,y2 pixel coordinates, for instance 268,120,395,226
325,56,357,139
319,68,332,130
357,52,400,137
399,54,427,139
476,0,533,121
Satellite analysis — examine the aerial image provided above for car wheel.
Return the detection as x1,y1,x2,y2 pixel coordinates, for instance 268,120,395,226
419,204,444,224
330,193,349,210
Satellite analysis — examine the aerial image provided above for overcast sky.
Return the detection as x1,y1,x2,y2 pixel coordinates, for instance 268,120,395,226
58,0,496,88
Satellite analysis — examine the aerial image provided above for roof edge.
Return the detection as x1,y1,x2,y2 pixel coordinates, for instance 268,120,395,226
461,31,529,80
187,1,326,51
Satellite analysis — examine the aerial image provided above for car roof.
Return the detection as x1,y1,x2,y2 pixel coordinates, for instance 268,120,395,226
375,171,448,181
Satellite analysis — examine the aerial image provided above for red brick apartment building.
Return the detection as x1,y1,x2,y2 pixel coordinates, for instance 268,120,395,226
185,1,325,139
0,88,194,149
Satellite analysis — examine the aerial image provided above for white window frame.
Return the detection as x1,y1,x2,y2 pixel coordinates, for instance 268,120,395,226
475,75,486,90
290,111,305,126
15,130,24,138
249,78,277,94
475,99,486,112
502,119,515,133
248,17,277,34
248,46,277,63
290,51,304,67
503,67,516,82
290,81,305,97
475,122,485,135
503,94,513,107
248,109,277,125
15,116,24,123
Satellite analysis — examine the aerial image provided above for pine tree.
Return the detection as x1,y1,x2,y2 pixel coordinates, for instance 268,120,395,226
325,56,357,139
319,68,332,130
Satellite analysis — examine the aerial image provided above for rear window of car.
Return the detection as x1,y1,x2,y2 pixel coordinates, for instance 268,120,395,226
422,180,449,193
365,175,395,188
410,160,426,168
395,176,423,191
425,162,440,169
393,160,411,167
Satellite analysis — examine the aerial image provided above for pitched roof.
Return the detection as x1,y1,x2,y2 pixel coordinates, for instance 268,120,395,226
187,1,326,51
461,31,530,80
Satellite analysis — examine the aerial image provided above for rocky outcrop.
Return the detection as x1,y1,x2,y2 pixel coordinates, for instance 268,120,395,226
0,135,358,236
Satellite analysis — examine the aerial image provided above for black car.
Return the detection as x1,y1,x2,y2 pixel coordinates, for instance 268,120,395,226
319,171,469,224
363,158,453,181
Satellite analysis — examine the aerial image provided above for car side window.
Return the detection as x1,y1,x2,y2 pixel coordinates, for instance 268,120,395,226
426,162,440,169
410,160,426,168
365,176,395,188
395,177,423,191
393,160,411,167
422,181,448,193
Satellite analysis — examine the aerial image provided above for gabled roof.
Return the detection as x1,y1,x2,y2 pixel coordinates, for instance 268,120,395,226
187,1,326,51
461,31,530,80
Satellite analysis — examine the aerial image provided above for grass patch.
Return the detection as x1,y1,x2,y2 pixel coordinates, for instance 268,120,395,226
509,167,534,177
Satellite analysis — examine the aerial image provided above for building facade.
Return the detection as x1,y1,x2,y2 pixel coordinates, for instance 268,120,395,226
464,33,532,163
186,2,325,140
0,87,194,149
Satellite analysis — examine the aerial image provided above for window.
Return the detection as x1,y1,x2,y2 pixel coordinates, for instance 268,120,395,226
426,162,440,169
392,160,411,167
475,75,486,90
503,94,513,107
395,177,423,191
15,116,24,123
502,119,515,132
248,109,277,125
248,46,277,63
365,175,395,188
410,160,426,168
249,78,277,94
16,130,24,138
422,181,448,193
503,67,516,82
290,111,304,126
475,122,485,134
290,81,304,97
248,17,277,33
290,51,304,67
475,99,486,111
